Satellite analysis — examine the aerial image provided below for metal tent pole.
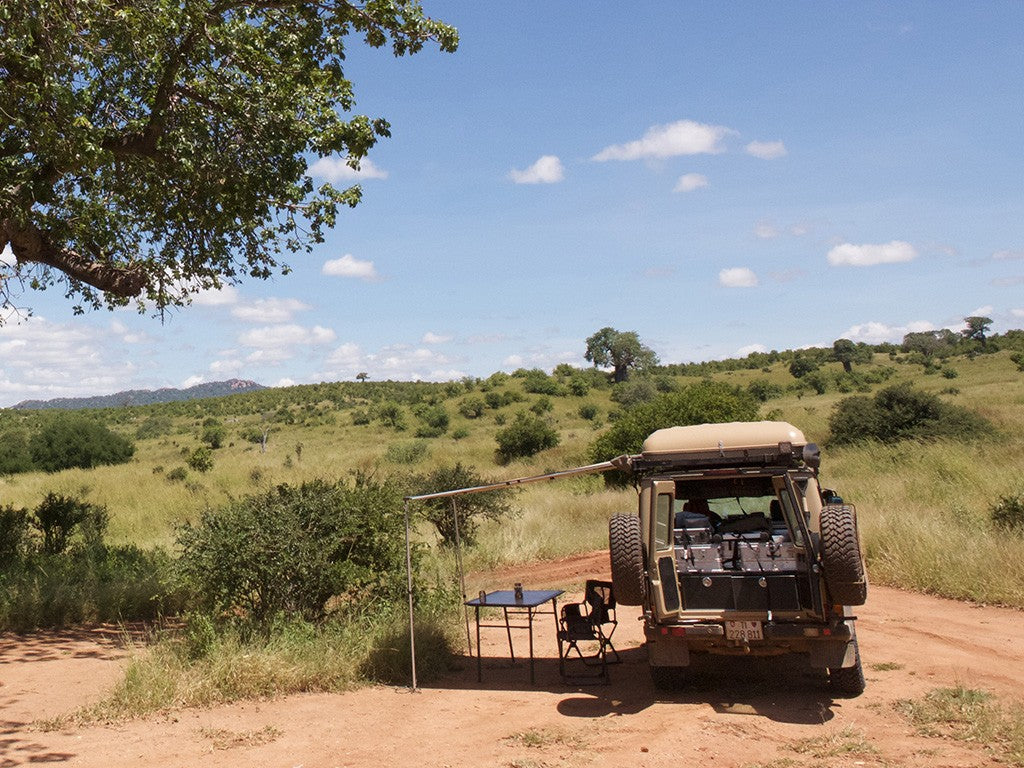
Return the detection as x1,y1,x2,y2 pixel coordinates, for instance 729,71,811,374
450,497,473,656
403,498,418,691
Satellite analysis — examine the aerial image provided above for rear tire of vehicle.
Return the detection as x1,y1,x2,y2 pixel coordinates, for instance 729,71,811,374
829,638,866,698
819,504,868,606
609,512,646,606
650,665,688,691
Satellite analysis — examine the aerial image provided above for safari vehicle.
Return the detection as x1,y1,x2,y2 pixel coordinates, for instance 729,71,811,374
608,421,867,696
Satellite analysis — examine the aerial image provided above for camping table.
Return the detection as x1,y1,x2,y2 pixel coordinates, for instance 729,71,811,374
464,589,563,684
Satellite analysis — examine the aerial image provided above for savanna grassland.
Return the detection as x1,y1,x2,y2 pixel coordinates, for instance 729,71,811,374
2,345,1023,606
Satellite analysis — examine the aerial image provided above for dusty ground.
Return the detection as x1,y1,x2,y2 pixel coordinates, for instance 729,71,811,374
2,550,1023,767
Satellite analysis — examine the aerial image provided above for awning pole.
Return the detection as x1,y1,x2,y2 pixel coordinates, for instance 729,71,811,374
451,497,473,655
403,498,418,691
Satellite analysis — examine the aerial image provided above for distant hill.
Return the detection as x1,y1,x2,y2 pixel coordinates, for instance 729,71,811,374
11,379,267,410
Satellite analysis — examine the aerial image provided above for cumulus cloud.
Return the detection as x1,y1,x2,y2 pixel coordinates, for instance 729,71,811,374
737,343,767,356
191,285,240,307
322,254,380,281
238,324,336,365
674,173,708,193
719,267,759,288
319,341,461,382
422,332,452,344
754,221,779,240
745,140,787,159
827,240,918,267
840,320,936,344
1012,308,1024,318
592,120,730,161
509,155,564,184
232,297,310,324
308,156,388,182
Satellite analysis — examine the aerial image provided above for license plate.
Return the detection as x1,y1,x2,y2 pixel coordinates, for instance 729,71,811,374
725,620,763,641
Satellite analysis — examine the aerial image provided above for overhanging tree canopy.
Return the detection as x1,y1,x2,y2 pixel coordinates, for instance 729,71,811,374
0,0,456,320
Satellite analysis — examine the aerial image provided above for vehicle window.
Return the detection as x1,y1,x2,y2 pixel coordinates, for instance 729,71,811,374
654,493,673,549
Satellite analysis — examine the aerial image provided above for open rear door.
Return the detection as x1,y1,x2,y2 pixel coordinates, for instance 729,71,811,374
647,480,681,619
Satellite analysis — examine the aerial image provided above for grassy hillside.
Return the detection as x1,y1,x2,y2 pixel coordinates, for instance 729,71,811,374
2,349,1023,606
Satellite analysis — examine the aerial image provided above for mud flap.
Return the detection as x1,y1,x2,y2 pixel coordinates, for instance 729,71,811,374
808,638,855,669
646,630,691,667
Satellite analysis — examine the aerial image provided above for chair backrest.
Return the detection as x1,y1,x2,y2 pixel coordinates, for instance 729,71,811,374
584,580,615,625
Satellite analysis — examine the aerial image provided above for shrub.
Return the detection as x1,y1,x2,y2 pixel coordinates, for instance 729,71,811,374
384,441,430,464
610,377,658,408
829,382,993,446
495,413,560,461
0,504,30,566
413,404,449,435
590,381,758,464
28,414,135,472
408,464,516,547
176,477,407,626
519,368,564,396
201,419,226,448
747,378,783,402
457,396,486,419
32,492,108,555
373,401,407,430
991,492,1024,533
578,403,599,421
187,446,214,473
0,429,34,474
529,396,553,415
167,466,189,482
1011,352,1024,372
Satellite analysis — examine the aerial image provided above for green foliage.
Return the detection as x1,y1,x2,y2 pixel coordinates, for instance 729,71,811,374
746,378,783,402
135,415,174,440
788,354,820,379
187,446,214,473
457,395,486,419
31,492,107,555
373,401,407,430
0,428,33,474
0,504,30,564
0,0,457,316
584,327,658,383
413,404,449,437
409,463,516,547
28,414,135,472
829,382,993,446
495,413,560,461
991,492,1024,533
578,403,599,421
589,380,758,472
529,396,554,415
176,477,407,626
384,440,430,464
610,377,658,408
519,368,565,396
1011,352,1024,372
201,419,226,448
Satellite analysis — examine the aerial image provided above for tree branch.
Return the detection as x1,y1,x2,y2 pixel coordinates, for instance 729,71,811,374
2,219,147,298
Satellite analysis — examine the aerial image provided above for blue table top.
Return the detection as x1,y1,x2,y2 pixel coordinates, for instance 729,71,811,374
465,589,563,608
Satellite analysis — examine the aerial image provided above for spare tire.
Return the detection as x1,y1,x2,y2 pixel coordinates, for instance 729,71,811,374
609,512,646,606
819,504,868,606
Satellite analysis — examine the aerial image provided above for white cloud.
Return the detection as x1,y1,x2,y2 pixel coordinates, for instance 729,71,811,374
0,244,14,266
191,285,240,307
509,155,564,184
322,254,380,281
1011,308,1024,318
754,221,779,239
502,354,524,368
993,249,1024,261
840,320,936,344
180,375,207,388
745,140,787,159
592,120,730,161
238,324,336,366
422,331,452,344
319,341,462,382
968,305,994,317
231,297,310,324
674,173,708,193
308,156,388,182
736,343,767,356
719,267,759,288
827,240,918,267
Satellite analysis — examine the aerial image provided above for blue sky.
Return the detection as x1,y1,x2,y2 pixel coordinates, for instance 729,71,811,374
2,2,1023,406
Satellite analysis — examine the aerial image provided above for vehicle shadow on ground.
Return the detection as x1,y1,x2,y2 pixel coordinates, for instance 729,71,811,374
425,646,840,724
0,719,75,766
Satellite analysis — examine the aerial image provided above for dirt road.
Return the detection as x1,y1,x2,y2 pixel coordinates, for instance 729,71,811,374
2,550,1022,767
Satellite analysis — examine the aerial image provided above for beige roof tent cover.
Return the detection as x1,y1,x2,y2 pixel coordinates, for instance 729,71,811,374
642,421,807,457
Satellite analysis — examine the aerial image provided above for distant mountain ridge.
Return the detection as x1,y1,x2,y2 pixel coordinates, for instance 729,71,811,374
11,379,267,410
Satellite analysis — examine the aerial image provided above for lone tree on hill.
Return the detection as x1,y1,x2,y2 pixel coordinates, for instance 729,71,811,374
0,1,456,321
962,316,993,347
584,327,658,383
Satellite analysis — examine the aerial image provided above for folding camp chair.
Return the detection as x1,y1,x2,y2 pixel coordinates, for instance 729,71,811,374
557,579,619,683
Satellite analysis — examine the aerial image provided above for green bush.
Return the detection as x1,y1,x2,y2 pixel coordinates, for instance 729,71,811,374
408,463,516,547
519,368,564,396
495,413,559,461
187,446,214,473
28,414,135,472
829,382,993,446
176,477,408,627
747,378,783,402
457,396,486,419
0,429,34,474
384,440,430,464
32,492,108,555
991,492,1024,533
578,403,599,421
590,381,758,464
